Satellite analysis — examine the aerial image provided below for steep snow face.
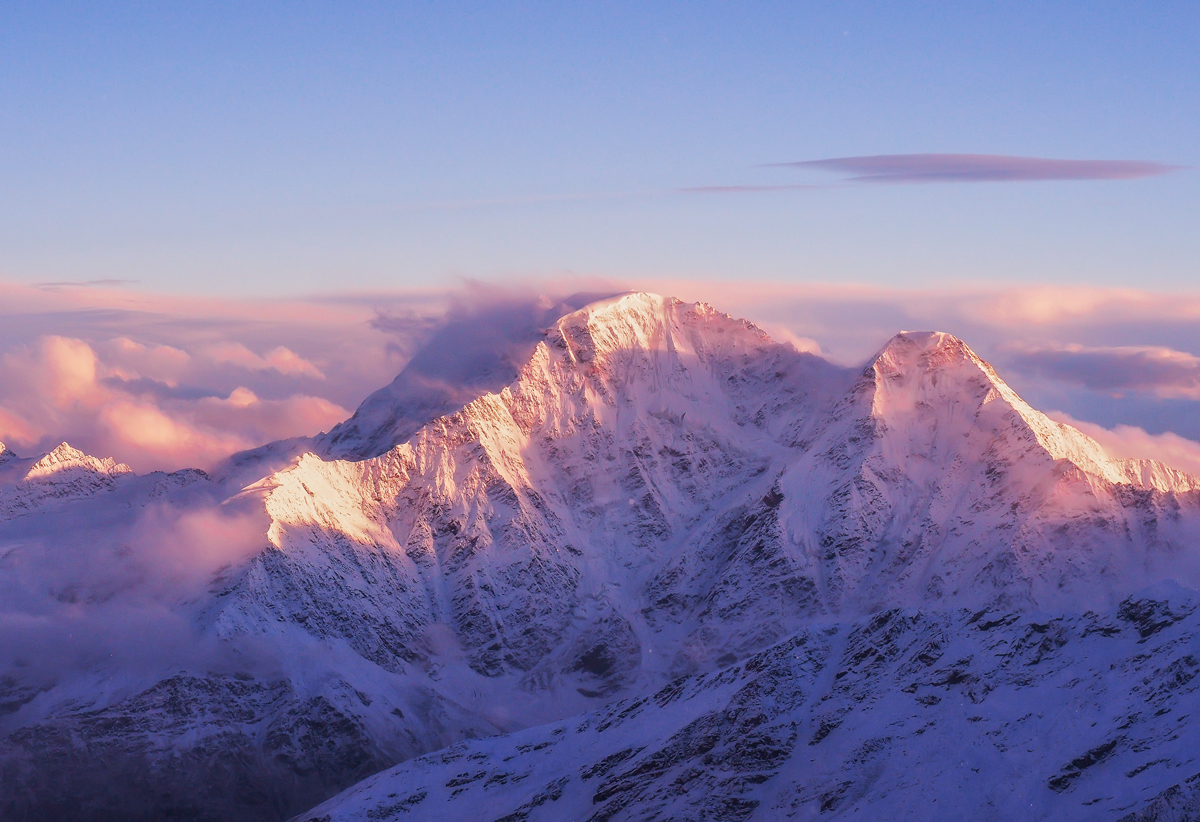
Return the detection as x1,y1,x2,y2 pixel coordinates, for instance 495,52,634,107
295,589,1200,822
315,293,614,461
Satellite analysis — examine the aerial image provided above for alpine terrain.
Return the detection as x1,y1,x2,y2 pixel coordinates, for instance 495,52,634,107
2,293,1199,822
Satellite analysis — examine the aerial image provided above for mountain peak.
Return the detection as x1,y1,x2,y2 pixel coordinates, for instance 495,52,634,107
27,443,132,478
871,330,982,376
552,292,675,340
559,291,751,330
864,329,1009,421
859,331,1200,494
316,292,614,460
549,292,776,367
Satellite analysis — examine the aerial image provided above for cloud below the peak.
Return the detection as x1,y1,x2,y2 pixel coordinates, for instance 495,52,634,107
0,334,350,472
768,154,1183,184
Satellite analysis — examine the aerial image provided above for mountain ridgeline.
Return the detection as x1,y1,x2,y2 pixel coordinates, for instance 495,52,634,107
2,293,1199,822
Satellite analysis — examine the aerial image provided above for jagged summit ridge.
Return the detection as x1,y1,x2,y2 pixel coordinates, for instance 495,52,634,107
315,292,619,461
27,442,132,478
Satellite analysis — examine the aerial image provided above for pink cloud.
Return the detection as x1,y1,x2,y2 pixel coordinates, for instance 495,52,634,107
96,399,249,469
201,342,325,380
101,338,192,384
0,335,349,473
0,281,450,471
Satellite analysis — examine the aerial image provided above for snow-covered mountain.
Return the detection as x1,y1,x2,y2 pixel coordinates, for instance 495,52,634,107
2,293,1199,822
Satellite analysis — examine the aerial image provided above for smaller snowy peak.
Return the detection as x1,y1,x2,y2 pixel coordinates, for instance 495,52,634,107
26,442,133,479
863,331,1200,494
1,443,135,520
864,329,1015,420
0,442,21,482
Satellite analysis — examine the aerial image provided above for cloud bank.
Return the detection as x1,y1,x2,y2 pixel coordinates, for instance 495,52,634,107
0,334,347,472
0,486,275,692
0,283,456,472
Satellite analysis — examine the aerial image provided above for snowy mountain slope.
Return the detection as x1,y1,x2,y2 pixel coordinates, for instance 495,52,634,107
2,674,389,822
295,587,1200,822
4,292,1200,821
0,446,507,822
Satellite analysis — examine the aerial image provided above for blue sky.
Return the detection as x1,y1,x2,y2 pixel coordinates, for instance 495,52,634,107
1,2,1197,295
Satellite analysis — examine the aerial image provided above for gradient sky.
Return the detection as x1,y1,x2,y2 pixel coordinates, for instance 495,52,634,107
2,2,1198,296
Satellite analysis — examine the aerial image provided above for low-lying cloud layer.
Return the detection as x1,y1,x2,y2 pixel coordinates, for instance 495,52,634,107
0,484,272,690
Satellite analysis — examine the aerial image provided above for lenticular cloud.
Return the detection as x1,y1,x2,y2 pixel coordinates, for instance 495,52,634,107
775,153,1182,183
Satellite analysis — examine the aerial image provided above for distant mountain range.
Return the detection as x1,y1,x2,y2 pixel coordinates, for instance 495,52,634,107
3,293,1199,822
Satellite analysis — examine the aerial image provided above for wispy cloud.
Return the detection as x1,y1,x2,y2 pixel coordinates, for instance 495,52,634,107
769,153,1183,184
1006,342,1200,399
679,184,833,194
33,279,141,289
